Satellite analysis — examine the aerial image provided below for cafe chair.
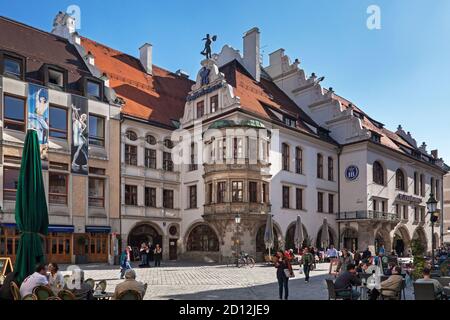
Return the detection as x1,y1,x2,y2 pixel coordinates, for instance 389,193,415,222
84,278,95,289
117,289,142,300
33,285,55,300
10,282,21,301
58,289,76,300
413,282,442,300
95,280,107,292
325,279,353,300
47,296,62,300
22,294,38,300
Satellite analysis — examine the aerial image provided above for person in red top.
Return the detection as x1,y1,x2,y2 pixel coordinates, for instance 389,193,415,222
274,251,294,300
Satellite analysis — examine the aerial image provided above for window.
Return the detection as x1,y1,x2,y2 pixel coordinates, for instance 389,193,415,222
328,157,334,181
328,194,334,213
381,201,386,213
125,185,137,205
206,183,213,204
88,178,105,207
219,137,227,161
89,114,105,146
49,105,68,139
125,144,137,166
233,137,244,159
188,185,197,209
4,95,25,131
317,154,323,179
282,143,290,171
163,152,173,171
164,139,174,149
144,148,156,169
295,147,303,174
430,177,435,196
395,169,406,191
414,207,419,222
187,225,219,252
196,100,204,118
189,142,198,171
210,95,218,113
373,161,384,185
414,172,419,195
146,134,157,145
396,204,401,219
420,207,425,221
282,186,290,208
145,187,156,207
420,174,425,196
262,183,269,204
371,132,381,143
317,192,324,212
3,56,22,78
296,188,303,210
283,116,296,127
163,189,174,209
403,205,408,220
49,173,68,205
231,181,243,202
249,182,258,203
125,130,138,141
373,199,378,211
86,80,101,99
48,69,64,87
3,167,20,201
217,182,226,203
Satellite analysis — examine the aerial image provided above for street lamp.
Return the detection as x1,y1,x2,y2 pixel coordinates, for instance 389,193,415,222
426,193,438,269
235,213,241,267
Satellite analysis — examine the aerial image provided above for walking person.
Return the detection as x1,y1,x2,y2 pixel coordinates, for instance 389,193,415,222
301,247,314,283
154,244,162,267
274,251,293,300
120,246,132,279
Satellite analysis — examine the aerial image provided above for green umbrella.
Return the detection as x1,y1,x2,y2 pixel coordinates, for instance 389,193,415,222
14,130,49,284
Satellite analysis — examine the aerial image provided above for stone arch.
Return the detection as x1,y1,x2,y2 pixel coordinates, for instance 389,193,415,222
127,222,164,260
285,221,309,250
412,226,428,253
255,221,283,254
375,227,392,253
185,224,219,252
183,220,221,247
315,225,337,249
392,225,411,257
341,227,359,251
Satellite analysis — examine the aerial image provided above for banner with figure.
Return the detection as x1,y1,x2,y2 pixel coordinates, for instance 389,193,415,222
27,84,49,166
70,95,88,174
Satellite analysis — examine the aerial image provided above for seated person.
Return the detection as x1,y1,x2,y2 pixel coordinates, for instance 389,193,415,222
112,269,146,299
368,266,403,300
48,262,64,289
0,271,18,300
68,269,94,300
416,268,444,298
334,263,361,299
19,264,49,298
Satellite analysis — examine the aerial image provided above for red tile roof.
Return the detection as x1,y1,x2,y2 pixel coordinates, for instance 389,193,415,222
81,37,194,128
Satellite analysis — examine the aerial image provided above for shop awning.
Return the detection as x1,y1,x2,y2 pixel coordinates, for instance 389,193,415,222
85,226,111,233
48,225,74,233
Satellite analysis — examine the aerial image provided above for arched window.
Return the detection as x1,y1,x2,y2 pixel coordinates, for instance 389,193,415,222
164,138,174,149
396,169,406,191
295,147,302,174
146,134,156,145
317,153,323,179
125,130,138,141
186,225,219,252
282,143,290,171
373,161,384,185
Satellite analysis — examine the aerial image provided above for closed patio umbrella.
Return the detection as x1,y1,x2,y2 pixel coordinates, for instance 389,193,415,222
264,214,274,257
294,215,304,254
321,218,330,249
14,130,49,284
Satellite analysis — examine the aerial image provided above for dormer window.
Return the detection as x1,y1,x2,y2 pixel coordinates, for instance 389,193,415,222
283,116,296,128
48,69,64,87
2,52,24,80
83,77,103,100
371,132,381,143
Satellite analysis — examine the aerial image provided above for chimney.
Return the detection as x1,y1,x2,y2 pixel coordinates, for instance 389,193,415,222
431,149,438,159
243,27,260,82
85,51,95,66
139,43,153,75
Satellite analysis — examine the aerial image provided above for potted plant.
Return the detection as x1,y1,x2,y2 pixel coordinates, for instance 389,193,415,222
75,235,88,264
411,239,425,280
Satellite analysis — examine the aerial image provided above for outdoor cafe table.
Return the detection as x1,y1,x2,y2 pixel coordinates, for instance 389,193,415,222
93,291,114,300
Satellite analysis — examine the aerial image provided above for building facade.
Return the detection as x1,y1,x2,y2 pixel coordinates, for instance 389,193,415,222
444,173,450,244
0,15,121,264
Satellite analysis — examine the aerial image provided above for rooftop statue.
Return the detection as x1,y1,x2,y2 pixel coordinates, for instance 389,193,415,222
201,34,217,59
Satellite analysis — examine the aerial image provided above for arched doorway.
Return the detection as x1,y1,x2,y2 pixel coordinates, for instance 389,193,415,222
285,223,309,250
341,227,358,251
375,228,391,254
186,224,219,252
393,227,410,257
128,223,162,261
256,224,280,255
316,226,336,249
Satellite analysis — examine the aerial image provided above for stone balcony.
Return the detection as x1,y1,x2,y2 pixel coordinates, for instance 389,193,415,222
121,205,181,220
336,210,400,222
203,202,271,215
203,161,271,175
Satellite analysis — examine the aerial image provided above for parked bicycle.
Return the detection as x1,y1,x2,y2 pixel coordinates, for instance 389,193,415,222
226,252,255,268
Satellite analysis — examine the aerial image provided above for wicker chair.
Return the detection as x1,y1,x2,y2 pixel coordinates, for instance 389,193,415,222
117,289,142,300
10,282,21,301
84,278,95,289
95,280,107,292
33,285,55,300
47,296,62,300
325,279,354,300
22,294,38,300
58,289,76,300
413,282,441,300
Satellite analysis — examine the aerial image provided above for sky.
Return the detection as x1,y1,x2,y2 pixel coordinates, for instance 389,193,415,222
1,0,450,161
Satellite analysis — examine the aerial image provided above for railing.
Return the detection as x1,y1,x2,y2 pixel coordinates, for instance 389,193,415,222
337,210,400,222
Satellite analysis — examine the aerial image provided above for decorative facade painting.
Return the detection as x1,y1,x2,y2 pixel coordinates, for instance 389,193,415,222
70,95,88,174
27,84,49,164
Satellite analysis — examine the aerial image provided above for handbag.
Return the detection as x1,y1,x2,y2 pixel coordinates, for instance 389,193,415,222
284,269,294,278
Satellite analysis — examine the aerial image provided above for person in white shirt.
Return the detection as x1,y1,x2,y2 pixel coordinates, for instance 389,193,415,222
326,245,338,260
48,262,64,289
19,264,49,298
